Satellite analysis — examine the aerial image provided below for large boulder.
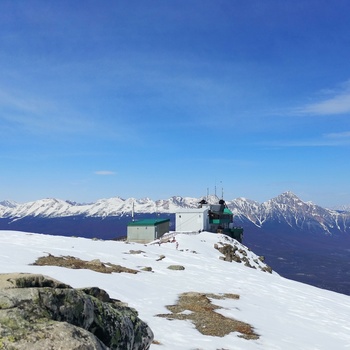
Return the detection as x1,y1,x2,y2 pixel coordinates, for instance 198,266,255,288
0,273,153,350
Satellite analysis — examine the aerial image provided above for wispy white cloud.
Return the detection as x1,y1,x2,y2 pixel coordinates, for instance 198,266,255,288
267,133,350,147
296,80,350,115
0,87,138,143
0,89,53,114
324,131,350,139
0,87,96,135
259,128,350,148
300,93,350,115
94,171,116,175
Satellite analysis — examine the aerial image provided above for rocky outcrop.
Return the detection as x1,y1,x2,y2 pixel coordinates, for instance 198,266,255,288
216,243,242,263
214,243,273,273
0,273,153,350
32,254,139,274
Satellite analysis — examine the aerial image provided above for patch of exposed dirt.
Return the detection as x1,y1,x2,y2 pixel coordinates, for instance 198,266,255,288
32,254,138,274
156,292,259,340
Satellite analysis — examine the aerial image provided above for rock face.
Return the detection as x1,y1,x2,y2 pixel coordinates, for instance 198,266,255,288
0,273,153,350
214,241,273,274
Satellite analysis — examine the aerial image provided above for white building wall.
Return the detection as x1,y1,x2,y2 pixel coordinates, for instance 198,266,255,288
175,208,209,232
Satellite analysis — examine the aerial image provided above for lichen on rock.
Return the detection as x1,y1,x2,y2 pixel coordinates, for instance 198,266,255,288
0,273,153,350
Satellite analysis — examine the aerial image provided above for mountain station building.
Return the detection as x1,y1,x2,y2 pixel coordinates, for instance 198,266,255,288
127,218,170,244
175,207,210,232
175,199,244,242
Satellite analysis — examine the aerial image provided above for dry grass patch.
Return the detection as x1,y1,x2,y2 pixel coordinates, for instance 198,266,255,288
156,292,259,340
32,254,138,274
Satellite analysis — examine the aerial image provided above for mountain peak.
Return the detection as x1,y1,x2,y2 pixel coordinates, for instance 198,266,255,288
281,191,296,197
0,200,18,208
279,191,299,198
271,191,303,204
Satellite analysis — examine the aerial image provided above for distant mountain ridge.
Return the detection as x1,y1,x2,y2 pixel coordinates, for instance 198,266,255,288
230,191,350,236
1,191,349,236
0,196,200,218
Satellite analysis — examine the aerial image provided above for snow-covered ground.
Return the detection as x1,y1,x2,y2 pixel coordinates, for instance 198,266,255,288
1,230,350,350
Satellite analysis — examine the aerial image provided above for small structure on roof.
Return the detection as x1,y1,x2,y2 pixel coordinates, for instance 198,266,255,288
127,218,170,244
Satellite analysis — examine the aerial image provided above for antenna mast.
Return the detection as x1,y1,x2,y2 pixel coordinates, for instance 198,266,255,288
132,201,135,221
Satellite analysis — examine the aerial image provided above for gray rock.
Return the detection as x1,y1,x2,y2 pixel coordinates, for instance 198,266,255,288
260,265,273,274
140,267,153,272
0,273,153,350
1,321,108,350
215,244,241,263
129,250,145,255
167,265,185,270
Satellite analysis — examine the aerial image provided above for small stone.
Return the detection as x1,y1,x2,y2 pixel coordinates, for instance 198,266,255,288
129,250,145,254
167,265,185,271
141,267,153,272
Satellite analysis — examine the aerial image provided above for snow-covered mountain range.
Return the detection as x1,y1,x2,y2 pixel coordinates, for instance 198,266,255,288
1,191,350,235
0,196,198,218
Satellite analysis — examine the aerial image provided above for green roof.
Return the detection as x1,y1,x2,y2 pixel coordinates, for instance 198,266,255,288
223,208,233,215
127,218,170,227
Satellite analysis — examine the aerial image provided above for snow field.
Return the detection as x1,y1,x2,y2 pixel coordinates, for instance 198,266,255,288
0,230,350,350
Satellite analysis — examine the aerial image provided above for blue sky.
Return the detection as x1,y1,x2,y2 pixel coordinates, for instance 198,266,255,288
1,0,350,207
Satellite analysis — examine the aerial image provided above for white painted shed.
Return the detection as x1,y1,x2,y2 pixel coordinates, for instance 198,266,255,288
175,207,209,232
